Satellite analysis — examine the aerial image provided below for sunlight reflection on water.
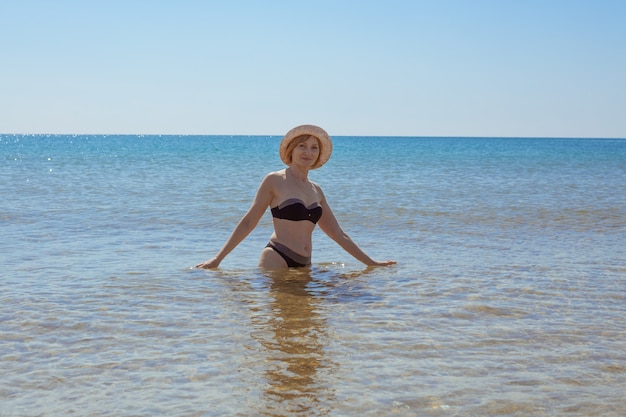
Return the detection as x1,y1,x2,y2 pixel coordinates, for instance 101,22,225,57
2,135,625,416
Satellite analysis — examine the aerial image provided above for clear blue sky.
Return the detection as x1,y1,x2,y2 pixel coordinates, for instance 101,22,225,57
2,0,625,137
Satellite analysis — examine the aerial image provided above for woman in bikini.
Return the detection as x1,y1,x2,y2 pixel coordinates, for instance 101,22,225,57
196,124,396,269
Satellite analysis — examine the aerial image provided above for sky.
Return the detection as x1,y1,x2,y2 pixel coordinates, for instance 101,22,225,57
1,0,625,137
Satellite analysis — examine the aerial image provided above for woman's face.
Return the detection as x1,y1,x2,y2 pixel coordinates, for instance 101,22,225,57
290,136,320,167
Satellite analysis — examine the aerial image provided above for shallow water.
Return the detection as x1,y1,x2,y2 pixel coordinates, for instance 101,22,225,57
1,135,625,416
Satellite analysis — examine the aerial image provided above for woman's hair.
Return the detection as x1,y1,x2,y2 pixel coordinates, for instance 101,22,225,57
284,135,321,165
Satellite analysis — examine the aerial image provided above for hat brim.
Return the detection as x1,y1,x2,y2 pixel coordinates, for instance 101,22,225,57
279,125,333,169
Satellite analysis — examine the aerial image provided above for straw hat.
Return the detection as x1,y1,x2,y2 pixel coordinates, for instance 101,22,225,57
279,124,333,169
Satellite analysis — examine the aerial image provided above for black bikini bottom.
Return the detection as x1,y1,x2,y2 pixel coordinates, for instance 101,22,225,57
266,241,311,268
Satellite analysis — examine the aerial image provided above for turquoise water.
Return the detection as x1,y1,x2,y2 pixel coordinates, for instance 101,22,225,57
1,134,625,416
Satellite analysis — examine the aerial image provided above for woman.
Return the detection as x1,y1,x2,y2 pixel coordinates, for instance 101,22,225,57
196,124,396,269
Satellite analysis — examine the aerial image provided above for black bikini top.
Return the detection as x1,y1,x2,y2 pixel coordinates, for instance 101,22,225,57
271,198,323,224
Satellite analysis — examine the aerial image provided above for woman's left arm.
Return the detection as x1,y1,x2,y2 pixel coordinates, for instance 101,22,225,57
317,189,396,267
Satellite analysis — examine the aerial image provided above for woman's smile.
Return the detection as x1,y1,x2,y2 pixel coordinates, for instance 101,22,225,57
293,137,320,165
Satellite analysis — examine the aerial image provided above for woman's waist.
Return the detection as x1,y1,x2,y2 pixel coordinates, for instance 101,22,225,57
268,236,312,258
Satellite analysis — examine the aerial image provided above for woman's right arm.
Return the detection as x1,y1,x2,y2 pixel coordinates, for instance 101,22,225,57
196,174,274,269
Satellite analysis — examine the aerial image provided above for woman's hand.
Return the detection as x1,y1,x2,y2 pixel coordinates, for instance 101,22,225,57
369,260,397,267
195,257,221,269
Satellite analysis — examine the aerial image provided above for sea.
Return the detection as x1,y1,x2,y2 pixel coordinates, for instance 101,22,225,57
1,134,625,416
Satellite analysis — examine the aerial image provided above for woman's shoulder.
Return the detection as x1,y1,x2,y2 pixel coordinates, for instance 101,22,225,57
259,170,287,190
310,180,325,196
264,169,287,181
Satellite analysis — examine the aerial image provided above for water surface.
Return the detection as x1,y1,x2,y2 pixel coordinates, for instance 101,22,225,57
1,135,625,415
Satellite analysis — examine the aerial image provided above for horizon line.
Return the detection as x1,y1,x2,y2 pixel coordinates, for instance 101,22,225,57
2,132,625,140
